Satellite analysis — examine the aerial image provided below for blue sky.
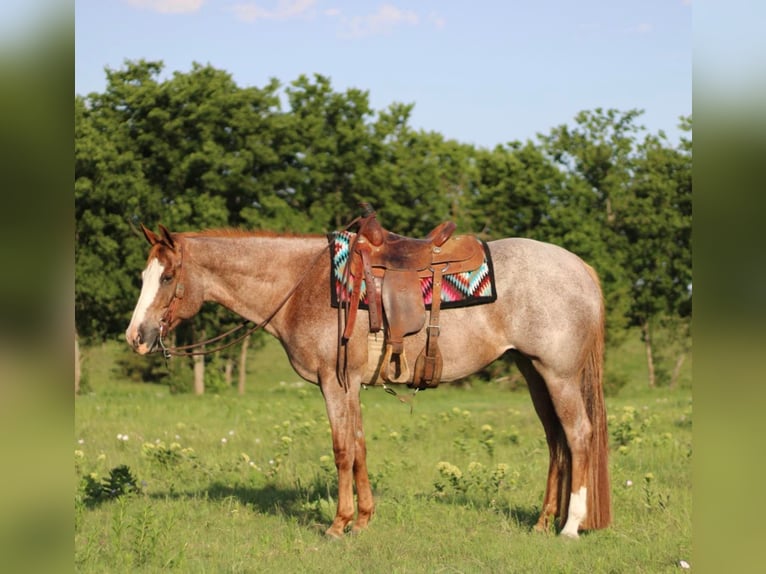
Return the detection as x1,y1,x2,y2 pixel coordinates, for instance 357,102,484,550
75,1,692,149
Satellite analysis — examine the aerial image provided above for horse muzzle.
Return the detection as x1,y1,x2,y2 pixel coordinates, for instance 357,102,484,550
126,324,161,355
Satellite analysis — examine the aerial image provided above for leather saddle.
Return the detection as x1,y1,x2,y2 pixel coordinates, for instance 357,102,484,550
341,204,485,389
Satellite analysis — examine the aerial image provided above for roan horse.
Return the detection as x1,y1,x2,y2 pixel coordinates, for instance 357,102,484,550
125,221,611,539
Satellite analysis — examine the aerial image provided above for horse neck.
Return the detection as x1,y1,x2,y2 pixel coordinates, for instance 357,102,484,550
183,233,328,330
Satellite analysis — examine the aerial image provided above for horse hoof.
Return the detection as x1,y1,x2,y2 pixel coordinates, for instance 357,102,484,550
324,527,344,540
560,529,580,540
533,514,554,534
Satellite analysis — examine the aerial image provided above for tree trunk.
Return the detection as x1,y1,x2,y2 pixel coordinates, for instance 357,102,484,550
193,329,205,395
74,331,81,395
670,353,686,389
238,335,250,395
642,321,656,388
193,353,205,395
224,358,233,387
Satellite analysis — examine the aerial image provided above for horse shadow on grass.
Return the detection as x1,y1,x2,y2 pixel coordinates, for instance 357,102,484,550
147,481,334,533
145,480,544,534
421,493,543,532
504,505,546,532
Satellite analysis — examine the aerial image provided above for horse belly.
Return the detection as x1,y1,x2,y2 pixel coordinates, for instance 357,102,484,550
403,304,511,382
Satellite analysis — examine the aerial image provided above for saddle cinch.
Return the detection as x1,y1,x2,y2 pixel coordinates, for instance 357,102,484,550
341,205,486,389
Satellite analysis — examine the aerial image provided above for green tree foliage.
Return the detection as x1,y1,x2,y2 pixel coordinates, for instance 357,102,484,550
472,141,566,240
75,61,691,389
539,109,692,383
619,123,692,326
75,94,156,339
278,74,378,230
616,121,692,386
369,126,479,235
538,109,647,337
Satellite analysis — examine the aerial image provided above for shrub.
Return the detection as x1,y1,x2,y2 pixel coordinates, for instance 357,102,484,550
81,465,141,506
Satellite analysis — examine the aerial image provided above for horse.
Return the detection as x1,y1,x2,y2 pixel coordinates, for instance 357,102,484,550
125,223,611,539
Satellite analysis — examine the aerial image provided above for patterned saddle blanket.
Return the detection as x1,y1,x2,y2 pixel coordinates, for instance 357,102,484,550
330,230,497,310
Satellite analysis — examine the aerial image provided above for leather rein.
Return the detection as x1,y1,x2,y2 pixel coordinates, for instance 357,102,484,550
156,218,361,359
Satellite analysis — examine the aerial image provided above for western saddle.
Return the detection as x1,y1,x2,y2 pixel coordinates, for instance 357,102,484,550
341,204,486,389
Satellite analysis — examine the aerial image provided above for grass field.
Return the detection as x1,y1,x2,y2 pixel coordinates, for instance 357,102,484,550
75,335,691,573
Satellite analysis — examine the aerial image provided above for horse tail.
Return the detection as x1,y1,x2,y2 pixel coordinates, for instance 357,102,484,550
580,262,612,530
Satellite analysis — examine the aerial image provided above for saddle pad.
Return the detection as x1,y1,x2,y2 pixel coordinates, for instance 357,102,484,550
329,231,497,310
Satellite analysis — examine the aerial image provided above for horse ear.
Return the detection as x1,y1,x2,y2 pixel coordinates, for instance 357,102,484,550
141,224,161,246
158,224,176,249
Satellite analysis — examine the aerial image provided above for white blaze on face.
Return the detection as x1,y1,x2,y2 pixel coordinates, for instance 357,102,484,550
560,486,587,539
125,258,165,346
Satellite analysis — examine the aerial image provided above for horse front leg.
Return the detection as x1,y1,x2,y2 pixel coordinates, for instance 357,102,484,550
320,376,374,537
351,398,374,532
323,384,355,538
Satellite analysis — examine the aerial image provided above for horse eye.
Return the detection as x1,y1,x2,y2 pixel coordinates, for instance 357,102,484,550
161,274,174,284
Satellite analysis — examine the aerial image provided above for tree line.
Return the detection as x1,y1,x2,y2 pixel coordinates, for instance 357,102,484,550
75,60,691,391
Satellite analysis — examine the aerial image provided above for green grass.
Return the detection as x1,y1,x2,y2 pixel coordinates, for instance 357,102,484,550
75,335,691,573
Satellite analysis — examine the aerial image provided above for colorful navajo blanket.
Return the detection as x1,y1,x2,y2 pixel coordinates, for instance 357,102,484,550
329,231,497,310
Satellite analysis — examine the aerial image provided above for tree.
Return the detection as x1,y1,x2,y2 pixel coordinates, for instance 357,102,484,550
76,60,692,392
616,118,692,386
539,109,692,384
76,60,281,389
274,73,380,231
471,140,566,240
75,94,159,340
538,109,648,346
366,104,480,235
75,331,81,394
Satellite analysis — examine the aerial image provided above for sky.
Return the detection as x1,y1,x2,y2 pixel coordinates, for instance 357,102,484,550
73,0,692,149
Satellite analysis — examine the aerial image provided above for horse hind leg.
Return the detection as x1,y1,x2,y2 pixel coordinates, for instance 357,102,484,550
541,323,613,537
515,354,570,533
538,369,596,539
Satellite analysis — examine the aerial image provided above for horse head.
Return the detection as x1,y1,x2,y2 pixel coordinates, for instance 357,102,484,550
125,224,202,354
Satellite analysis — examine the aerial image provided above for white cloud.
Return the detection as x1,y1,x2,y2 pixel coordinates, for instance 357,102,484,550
633,22,654,34
226,2,436,38
339,3,419,38
230,0,316,22
428,11,446,29
126,0,204,14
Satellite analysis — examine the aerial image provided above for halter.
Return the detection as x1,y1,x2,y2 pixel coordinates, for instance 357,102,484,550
158,243,186,344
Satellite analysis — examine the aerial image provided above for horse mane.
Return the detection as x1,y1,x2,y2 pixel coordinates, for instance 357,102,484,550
180,228,326,240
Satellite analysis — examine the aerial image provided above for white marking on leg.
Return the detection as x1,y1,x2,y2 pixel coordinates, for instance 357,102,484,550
126,258,164,345
561,486,587,538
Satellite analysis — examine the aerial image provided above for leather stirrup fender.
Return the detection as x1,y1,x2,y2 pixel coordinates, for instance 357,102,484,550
413,265,446,389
